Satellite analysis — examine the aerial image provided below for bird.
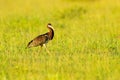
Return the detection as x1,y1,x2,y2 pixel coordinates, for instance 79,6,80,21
26,23,54,54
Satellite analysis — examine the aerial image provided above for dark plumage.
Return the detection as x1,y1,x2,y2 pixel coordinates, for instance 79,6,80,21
27,23,54,50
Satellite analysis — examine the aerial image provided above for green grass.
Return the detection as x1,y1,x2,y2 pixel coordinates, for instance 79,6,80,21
0,0,120,80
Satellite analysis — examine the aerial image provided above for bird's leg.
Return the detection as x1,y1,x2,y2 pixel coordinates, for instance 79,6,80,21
43,44,51,55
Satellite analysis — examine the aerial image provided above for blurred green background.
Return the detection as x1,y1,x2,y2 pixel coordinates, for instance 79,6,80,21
0,0,120,80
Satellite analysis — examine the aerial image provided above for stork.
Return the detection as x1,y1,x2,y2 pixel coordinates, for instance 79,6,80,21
27,23,54,54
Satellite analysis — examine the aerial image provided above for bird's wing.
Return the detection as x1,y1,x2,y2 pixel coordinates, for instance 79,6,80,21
27,34,49,48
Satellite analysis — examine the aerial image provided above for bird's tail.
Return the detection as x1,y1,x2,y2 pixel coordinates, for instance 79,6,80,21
26,40,33,49
25,45,30,49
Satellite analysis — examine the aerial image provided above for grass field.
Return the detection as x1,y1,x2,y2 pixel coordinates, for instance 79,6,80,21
0,0,120,80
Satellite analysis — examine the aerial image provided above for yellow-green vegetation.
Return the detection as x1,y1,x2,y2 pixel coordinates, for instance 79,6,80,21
0,0,120,80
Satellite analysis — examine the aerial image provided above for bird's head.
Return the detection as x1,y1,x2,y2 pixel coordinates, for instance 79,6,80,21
47,23,54,30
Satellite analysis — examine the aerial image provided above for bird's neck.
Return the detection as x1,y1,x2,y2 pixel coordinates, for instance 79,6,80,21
48,28,54,40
